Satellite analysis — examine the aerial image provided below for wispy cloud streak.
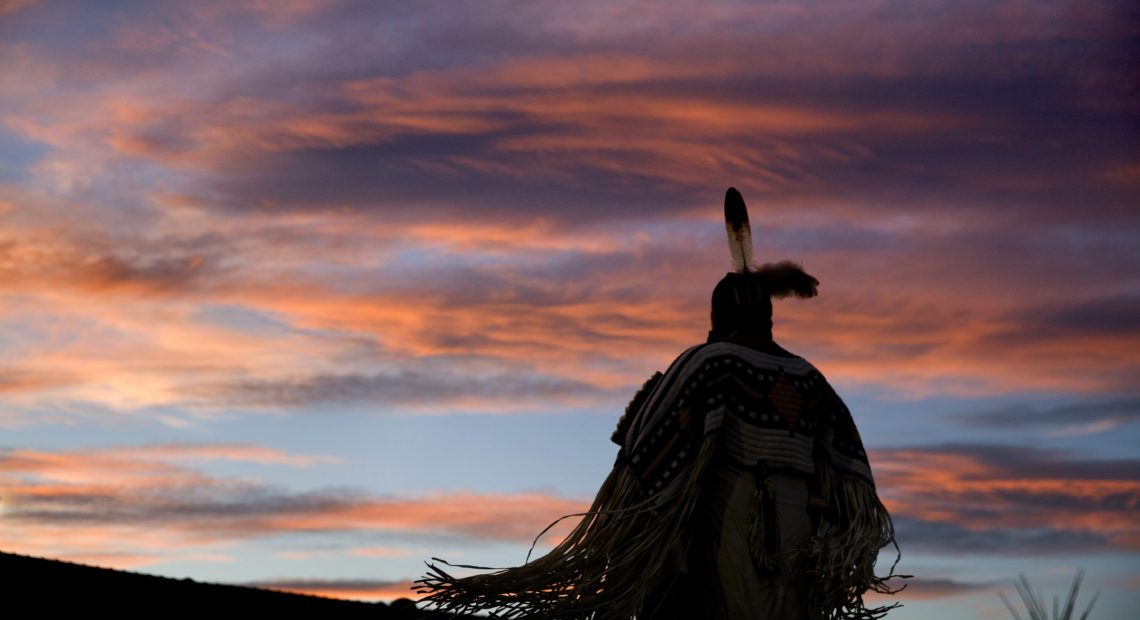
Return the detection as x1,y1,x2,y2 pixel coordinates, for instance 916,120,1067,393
3,442,1138,567
875,444,1140,552
0,445,586,568
950,397,1140,436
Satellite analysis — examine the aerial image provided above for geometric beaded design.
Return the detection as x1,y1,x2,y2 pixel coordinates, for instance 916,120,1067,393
621,344,873,497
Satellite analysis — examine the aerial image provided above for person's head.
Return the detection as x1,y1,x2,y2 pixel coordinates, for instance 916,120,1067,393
712,187,819,343
708,261,819,343
709,272,772,342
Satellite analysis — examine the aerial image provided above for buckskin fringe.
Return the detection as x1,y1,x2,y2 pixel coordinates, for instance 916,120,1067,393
807,463,906,620
415,434,720,619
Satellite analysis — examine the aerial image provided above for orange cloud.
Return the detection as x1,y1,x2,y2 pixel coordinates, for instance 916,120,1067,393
243,491,585,542
0,0,36,18
872,445,1140,550
0,197,1136,421
120,444,344,467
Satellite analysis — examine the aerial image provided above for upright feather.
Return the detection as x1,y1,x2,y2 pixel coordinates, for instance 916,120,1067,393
724,187,753,273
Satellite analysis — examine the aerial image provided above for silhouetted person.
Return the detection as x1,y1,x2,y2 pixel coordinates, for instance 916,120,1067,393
418,188,902,619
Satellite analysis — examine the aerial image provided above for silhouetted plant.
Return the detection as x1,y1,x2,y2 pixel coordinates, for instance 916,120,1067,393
1000,570,1099,620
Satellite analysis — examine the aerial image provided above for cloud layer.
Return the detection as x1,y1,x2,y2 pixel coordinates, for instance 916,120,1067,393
1,0,1137,422
875,444,1140,553
0,444,586,569
2,440,1137,593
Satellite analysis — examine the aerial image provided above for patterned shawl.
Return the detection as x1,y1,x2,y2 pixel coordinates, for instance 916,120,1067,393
417,342,902,619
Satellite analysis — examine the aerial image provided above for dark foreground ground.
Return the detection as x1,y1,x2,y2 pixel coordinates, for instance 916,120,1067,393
0,550,465,618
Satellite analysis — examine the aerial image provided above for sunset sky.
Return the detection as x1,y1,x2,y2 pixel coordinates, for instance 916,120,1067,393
1,0,1137,617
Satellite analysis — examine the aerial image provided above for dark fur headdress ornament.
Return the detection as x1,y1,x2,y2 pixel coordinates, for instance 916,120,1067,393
709,187,818,341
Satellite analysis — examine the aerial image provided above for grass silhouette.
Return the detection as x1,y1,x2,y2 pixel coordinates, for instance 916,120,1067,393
1000,570,1099,620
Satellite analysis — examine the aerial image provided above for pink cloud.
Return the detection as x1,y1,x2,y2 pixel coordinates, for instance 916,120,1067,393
0,0,36,18
0,198,1135,421
873,445,1140,549
347,546,412,559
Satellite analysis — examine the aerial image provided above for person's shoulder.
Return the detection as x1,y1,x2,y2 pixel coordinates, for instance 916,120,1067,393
674,341,811,371
660,343,715,375
700,340,804,361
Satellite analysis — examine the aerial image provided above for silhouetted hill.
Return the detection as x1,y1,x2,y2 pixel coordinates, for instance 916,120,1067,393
0,550,459,617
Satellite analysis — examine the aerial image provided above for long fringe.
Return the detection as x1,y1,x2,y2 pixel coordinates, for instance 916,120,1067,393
415,434,720,619
807,461,907,620
417,435,905,619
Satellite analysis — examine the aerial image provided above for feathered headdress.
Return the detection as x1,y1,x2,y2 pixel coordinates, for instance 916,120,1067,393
711,188,818,341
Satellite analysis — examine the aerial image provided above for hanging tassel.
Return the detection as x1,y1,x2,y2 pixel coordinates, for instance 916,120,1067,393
747,460,780,574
